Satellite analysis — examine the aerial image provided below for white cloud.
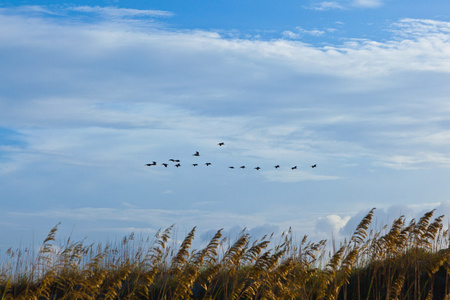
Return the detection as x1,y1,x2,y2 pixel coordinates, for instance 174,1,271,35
352,0,384,8
2,7,450,247
307,0,383,10
262,170,341,182
68,6,173,18
282,31,300,39
282,27,326,39
306,1,345,11
391,18,450,40
315,214,351,236
1,13,449,171
375,155,427,170
1,13,450,171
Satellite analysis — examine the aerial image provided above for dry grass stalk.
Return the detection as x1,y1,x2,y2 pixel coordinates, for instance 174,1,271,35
2,209,450,299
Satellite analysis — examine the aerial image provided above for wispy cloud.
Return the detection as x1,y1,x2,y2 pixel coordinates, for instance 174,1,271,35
262,170,341,182
282,27,326,39
6,206,344,245
306,0,383,10
375,153,450,170
352,0,384,8
68,6,174,18
1,12,450,172
7,207,284,238
391,18,450,38
305,1,345,11
2,7,450,247
315,214,351,237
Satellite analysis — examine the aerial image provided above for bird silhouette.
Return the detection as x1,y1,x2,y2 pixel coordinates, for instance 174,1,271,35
175,163,181,167
174,159,180,162
192,164,198,167
240,166,245,169
162,163,168,168
291,166,297,170
274,165,280,169
169,159,175,162
218,142,225,146
254,167,260,170
145,161,157,166
229,166,235,169
193,151,200,156
205,163,211,166
311,164,317,168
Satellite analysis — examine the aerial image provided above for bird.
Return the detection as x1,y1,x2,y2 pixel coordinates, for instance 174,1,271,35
174,159,180,162
229,166,235,169
145,161,157,166
311,164,317,168
175,163,181,167
169,159,176,162
291,166,297,170
192,164,198,167
240,166,245,169
218,142,225,146
193,151,200,156
162,163,168,168
274,165,280,169
205,163,211,166
254,167,260,170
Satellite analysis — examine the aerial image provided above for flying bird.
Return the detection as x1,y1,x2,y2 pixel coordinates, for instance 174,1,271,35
291,166,297,170
162,163,168,168
175,163,181,167
218,142,225,146
205,163,212,166
174,159,180,162
145,161,157,166
240,166,245,169
229,166,235,169
254,167,260,170
169,159,176,162
192,164,198,167
193,151,200,156
274,165,280,169
311,164,317,168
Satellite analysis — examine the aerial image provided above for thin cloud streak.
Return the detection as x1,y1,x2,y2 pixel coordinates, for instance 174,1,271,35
262,170,341,182
5,206,334,242
69,6,174,18
305,2,346,11
306,0,382,10
352,0,384,8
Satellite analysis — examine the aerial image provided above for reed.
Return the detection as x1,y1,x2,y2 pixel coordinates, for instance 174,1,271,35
1,209,450,299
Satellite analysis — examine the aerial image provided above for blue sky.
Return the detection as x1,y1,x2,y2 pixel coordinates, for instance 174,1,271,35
1,0,450,248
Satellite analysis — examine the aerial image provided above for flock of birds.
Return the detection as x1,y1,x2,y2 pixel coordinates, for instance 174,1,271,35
145,142,317,171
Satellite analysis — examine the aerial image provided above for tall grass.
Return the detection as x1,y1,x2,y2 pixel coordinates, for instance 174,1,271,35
1,209,450,299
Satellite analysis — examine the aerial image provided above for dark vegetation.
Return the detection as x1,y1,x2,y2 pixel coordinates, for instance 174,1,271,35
1,208,450,299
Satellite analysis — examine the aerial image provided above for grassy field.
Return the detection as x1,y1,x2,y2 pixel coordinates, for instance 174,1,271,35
1,208,450,299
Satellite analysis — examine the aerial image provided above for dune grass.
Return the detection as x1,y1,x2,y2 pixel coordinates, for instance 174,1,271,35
1,208,450,299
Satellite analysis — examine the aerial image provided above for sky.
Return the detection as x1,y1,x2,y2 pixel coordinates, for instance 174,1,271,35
1,0,450,249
